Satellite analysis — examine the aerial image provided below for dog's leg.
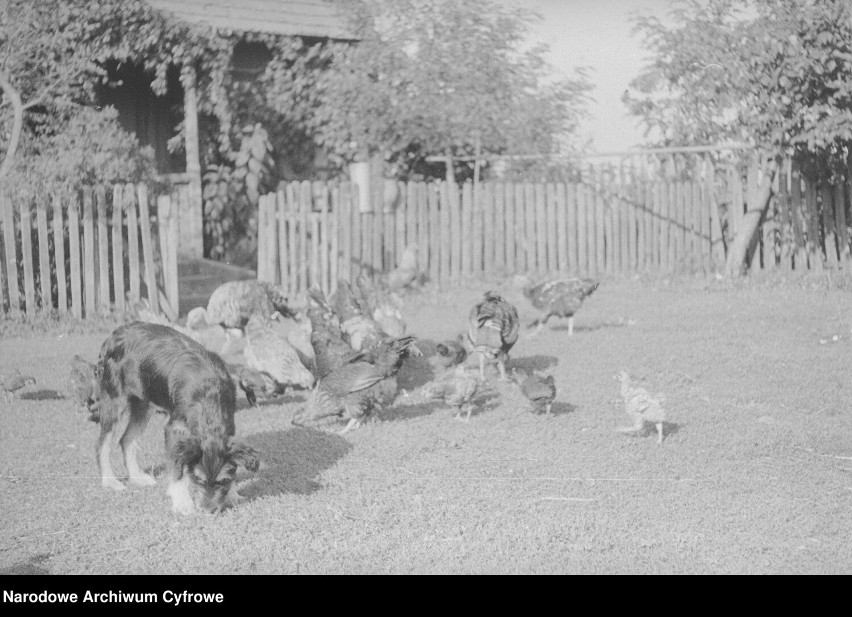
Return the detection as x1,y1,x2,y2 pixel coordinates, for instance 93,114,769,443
96,399,126,491
166,474,196,515
121,398,156,487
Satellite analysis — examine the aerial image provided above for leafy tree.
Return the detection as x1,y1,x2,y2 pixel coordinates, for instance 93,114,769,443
625,0,852,275
314,0,592,181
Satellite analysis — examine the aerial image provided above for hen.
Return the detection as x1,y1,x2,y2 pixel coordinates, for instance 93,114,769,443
513,369,557,416
430,337,468,372
385,244,420,292
226,363,278,407
421,365,480,421
293,335,419,434
467,291,519,381
307,286,356,378
67,355,100,417
522,277,599,335
244,314,316,392
615,370,666,443
355,274,406,337
204,280,295,330
1,369,36,402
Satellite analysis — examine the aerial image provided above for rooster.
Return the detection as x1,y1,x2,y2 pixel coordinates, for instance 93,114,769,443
521,276,599,335
244,314,315,392
614,370,666,443
421,365,480,421
513,369,557,416
293,335,418,434
467,291,519,381
1,369,36,402
66,355,100,417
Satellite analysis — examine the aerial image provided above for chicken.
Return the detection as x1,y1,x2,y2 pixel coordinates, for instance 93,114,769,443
331,279,367,323
307,286,355,378
66,355,100,416
521,276,599,335
430,337,468,372
513,369,557,416
244,314,315,392
357,274,406,337
296,362,399,434
385,243,420,292
1,369,36,402
204,279,295,330
421,365,480,421
226,363,278,407
615,370,666,443
467,291,519,381
292,335,419,434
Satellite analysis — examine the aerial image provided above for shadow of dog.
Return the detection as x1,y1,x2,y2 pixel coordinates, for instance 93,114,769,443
238,427,353,500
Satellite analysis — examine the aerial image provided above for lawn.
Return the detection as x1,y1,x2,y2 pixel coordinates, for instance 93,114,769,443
1,275,851,574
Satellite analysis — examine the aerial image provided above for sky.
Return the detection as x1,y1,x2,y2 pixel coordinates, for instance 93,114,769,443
515,0,672,152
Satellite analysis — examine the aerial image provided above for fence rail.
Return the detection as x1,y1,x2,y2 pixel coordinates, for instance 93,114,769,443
0,183,179,319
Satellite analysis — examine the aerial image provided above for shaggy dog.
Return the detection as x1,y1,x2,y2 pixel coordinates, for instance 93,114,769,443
96,322,259,514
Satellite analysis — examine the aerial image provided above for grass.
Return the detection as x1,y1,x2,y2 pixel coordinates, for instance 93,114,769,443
1,275,851,574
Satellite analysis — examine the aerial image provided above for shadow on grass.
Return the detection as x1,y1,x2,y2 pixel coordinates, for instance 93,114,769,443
507,355,559,373
20,389,64,401
235,391,308,412
0,553,51,575
239,427,352,499
551,319,632,333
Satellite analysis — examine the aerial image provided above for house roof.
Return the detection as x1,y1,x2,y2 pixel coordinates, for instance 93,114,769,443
147,0,359,41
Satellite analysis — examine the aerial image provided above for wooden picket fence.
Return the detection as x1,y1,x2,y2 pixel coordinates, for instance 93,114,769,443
0,183,180,319
257,156,852,295
257,175,722,296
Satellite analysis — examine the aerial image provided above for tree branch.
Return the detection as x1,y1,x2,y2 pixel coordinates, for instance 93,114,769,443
0,68,24,181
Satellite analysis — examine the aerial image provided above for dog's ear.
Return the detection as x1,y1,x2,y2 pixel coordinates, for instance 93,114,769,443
228,438,260,472
167,423,202,476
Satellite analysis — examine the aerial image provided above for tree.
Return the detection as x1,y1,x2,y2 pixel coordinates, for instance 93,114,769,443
314,0,592,180
624,0,852,275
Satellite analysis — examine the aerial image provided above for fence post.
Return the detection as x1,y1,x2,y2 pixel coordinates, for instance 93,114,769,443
112,184,125,313
96,186,110,315
19,198,36,316
36,197,51,311
2,193,19,313
51,192,67,313
137,185,159,314
125,184,140,303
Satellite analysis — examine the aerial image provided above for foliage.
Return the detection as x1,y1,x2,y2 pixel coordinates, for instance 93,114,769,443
313,0,593,177
5,106,156,198
625,0,852,175
202,124,274,265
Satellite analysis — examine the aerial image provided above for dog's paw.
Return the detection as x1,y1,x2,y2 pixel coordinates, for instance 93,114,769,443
167,478,196,515
225,486,244,508
102,477,126,491
129,473,157,487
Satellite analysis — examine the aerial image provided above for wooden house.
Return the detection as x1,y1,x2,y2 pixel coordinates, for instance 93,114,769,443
97,0,358,261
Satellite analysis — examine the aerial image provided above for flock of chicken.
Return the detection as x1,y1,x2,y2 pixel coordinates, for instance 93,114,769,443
1,267,667,444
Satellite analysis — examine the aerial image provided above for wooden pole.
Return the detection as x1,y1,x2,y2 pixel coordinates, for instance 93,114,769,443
52,192,67,313
125,184,140,303
137,184,159,314
111,184,125,312
36,197,51,311
181,66,203,259
2,193,19,313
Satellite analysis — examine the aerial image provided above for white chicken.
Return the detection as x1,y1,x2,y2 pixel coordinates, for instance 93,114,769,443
615,370,667,443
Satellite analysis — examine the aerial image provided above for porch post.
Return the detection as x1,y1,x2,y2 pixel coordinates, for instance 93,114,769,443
180,65,204,260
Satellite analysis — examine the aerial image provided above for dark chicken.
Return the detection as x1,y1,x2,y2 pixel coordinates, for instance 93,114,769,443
293,336,419,434
306,286,356,378
67,355,100,418
514,370,557,416
522,277,599,335
432,337,468,371
467,291,519,381
421,365,480,421
226,363,278,407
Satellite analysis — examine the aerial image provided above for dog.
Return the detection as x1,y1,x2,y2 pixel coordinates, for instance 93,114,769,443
95,322,260,514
